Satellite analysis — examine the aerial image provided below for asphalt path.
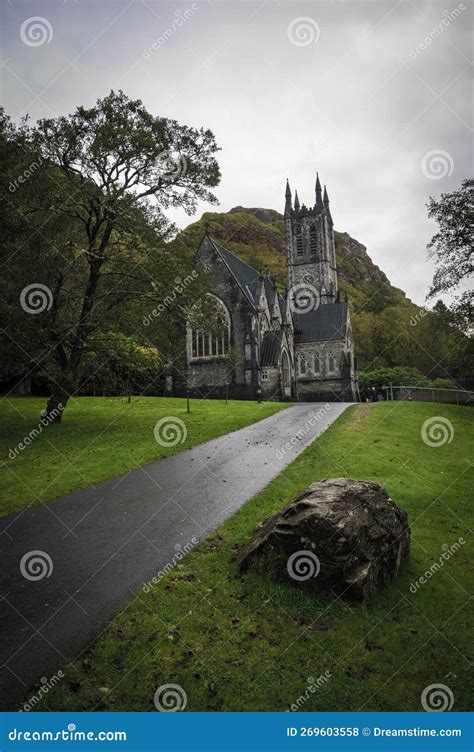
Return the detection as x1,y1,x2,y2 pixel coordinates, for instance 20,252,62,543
0,402,349,709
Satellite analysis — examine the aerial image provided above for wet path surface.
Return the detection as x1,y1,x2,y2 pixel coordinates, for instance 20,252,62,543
0,402,349,708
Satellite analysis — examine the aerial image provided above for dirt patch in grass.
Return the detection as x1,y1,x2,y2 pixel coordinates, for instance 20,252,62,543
345,402,377,429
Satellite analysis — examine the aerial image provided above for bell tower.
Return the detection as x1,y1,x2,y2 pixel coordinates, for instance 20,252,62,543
284,173,338,304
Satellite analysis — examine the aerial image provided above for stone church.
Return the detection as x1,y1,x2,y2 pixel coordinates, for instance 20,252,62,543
185,173,358,402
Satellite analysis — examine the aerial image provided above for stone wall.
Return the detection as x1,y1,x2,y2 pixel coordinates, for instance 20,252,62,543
186,238,258,399
261,366,279,400
295,340,356,401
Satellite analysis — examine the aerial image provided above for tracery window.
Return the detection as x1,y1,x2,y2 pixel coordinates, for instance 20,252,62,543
189,295,230,360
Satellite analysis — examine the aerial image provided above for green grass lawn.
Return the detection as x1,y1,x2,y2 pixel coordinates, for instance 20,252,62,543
31,401,473,712
0,396,288,516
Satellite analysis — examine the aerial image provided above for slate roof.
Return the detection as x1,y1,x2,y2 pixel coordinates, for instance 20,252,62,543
209,238,260,287
207,237,285,314
245,280,260,305
260,330,283,366
293,303,348,343
264,277,276,309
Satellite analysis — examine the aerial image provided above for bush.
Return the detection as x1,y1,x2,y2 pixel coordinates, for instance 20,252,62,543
359,367,428,397
429,378,456,390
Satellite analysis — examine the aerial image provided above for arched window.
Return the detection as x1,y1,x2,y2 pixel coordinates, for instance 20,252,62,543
296,225,304,256
327,352,335,373
309,224,317,255
299,355,307,376
314,352,321,374
189,295,230,360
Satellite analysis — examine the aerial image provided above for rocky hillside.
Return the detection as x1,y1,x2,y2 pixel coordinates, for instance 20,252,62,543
178,206,417,314
175,208,470,377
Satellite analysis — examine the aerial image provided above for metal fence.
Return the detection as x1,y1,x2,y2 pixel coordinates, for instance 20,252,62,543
381,385,473,406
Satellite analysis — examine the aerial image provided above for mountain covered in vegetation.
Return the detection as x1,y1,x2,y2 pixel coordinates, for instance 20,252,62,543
177,207,470,379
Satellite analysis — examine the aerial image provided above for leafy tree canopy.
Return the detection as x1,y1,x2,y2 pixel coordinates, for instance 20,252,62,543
426,178,473,325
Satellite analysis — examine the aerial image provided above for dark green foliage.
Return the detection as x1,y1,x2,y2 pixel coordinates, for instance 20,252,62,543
358,367,429,393
0,94,221,419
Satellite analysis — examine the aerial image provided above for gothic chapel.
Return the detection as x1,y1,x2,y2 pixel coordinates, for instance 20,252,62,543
184,173,358,402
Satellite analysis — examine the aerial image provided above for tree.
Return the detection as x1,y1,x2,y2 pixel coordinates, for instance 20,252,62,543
4,91,221,421
426,178,473,325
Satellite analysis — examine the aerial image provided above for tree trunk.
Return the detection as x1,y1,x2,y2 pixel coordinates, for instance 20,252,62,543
44,387,70,424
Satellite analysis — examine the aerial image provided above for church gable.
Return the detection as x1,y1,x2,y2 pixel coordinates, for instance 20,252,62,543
195,236,258,308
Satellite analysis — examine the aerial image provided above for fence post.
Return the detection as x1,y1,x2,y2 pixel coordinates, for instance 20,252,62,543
432,389,435,403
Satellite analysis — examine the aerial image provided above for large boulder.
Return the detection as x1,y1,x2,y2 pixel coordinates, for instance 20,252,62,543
236,478,410,601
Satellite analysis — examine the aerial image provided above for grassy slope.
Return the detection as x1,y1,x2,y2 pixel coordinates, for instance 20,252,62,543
34,402,473,712
0,396,288,516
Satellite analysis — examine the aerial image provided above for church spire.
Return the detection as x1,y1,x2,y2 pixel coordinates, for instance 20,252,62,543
315,172,323,210
294,190,300,212
284,179,292,216
323,184,333,225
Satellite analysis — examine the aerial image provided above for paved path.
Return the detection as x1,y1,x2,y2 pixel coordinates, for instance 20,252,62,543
0,402,348,709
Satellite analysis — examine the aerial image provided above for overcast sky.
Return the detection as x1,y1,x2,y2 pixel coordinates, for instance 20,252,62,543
2,0,472,305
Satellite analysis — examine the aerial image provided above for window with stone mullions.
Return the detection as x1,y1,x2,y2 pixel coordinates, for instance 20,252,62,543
309,223,317,256
296,224,304,256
